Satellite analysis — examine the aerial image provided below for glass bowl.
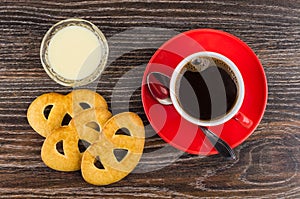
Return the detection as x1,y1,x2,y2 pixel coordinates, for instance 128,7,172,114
40,18,109,87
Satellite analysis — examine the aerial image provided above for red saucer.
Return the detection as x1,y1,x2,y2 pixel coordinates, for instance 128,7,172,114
141,29,268,155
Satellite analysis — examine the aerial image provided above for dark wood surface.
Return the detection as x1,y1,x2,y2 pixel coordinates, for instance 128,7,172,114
0,0,299,198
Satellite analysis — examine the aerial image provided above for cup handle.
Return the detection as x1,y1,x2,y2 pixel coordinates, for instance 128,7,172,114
233,112,253,128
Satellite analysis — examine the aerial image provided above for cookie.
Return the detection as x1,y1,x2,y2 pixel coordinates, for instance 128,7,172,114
27,92,70,137
71,108,112,144
41,126,81,171
41,108,112,172
81,112,145,185
66,89,108,116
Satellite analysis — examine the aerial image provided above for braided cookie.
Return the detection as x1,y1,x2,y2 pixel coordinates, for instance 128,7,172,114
41,108,112,171
81,112,145,185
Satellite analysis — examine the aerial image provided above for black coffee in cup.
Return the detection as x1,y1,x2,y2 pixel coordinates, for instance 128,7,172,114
177,57,238,121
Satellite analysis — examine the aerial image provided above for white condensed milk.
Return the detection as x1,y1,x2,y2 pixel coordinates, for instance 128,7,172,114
40,19,108,87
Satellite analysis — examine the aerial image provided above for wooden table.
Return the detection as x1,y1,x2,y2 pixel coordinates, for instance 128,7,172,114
0,0,299,198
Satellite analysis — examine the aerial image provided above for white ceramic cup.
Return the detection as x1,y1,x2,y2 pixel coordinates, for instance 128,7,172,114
169,51,248,127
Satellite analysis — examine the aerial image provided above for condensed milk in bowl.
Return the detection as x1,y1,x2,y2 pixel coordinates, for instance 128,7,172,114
40,18,108,87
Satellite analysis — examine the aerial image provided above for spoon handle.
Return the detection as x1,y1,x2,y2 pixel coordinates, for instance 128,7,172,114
199,127,237,160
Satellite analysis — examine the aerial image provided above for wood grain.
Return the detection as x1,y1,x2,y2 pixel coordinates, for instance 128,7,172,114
0,0,299,198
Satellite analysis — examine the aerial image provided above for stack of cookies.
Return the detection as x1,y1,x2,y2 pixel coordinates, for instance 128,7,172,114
27,89,145,185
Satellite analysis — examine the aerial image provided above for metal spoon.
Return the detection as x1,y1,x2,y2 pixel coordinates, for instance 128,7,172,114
147,71,237,160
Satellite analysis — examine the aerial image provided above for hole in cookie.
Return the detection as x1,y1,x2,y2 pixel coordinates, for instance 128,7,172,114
79,102,91,110
94,156,105,170
78,139,91,153
113,149,128,162
61,113,72,126
85,121,100,132
115,128,131,136
43,105,53,119
56,140,64,155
